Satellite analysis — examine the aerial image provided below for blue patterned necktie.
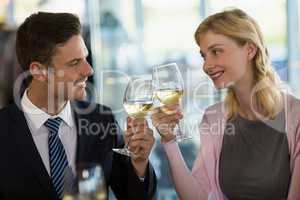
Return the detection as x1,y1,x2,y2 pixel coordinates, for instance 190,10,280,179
44,117,69,199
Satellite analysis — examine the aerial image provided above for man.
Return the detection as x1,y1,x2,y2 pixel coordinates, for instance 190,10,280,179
0,12,156,200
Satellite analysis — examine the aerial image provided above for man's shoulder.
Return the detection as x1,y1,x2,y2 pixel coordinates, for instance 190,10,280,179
0,103,20,135
0,103,18,119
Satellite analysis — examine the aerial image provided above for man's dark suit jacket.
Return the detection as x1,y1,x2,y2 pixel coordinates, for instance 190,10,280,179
0,100,156,200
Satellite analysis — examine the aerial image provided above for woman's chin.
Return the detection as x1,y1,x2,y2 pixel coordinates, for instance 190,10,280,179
213,80,234,89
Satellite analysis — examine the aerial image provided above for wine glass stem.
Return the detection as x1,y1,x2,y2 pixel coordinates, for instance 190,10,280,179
177,122,183,136
124,135,132,150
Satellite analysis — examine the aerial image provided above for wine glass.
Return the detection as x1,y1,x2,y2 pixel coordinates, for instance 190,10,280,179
113,76,154,156
63,163,107,200
153,63,191,141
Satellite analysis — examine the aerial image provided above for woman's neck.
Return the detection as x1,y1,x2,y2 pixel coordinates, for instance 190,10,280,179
232,75,259,120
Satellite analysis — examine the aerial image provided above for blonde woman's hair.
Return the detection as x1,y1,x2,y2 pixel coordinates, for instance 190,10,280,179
194,8,283,120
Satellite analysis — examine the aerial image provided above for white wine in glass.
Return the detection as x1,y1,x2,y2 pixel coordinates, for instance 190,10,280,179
123,100,153,119
155,88,183,105
113,76,153,156
153,63,191,141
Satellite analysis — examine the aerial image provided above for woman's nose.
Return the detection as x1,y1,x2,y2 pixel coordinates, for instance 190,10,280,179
203,59,214,74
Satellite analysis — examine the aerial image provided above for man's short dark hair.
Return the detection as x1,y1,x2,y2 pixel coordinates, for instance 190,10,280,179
16,12,81,72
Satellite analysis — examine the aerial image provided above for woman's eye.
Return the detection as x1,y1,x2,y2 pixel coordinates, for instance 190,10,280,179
200,54,206,61
212,49,219,55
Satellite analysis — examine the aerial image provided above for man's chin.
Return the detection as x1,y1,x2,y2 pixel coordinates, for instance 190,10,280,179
70,89,86,101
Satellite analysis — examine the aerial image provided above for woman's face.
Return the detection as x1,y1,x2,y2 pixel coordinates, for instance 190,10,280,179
199,31,255,89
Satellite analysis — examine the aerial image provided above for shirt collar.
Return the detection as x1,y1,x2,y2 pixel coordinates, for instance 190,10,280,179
21,89,74,132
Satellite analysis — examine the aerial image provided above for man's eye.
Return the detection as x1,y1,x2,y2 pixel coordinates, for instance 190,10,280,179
70,60,80,66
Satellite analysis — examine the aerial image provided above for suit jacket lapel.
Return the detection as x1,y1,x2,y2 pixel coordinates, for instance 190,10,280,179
71,101,88,164
8,103,57,199
71,101,105,165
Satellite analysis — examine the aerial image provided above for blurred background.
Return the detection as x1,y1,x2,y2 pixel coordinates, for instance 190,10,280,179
0,0,300,199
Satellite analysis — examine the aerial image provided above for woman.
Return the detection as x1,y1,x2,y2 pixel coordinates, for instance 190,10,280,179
151,8,300,200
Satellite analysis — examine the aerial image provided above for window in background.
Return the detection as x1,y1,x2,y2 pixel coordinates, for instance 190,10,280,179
287,0,300,97
14,0,85,24
143,0,201,66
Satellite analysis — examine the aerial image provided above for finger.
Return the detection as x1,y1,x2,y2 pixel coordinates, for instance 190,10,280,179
131,150,147,160
127,117,146,124
159,113,182,121
150,108,170,122
133,146,145,157
160,105,182,115
152,108,182,120
125,129,134,137
127,125,149,135
164,103,180,109
129,140,152,152
127,119,148,129
128,141,142,153
129,129,154,145
152,114,182,128
149,107,161,114
127,122,147,131
156,123,176,134
124,132,133,144
129,128,153,142
151,113,174,125
130,141,151,155
127,124,146,132
134,141,153,157
161,103,181,110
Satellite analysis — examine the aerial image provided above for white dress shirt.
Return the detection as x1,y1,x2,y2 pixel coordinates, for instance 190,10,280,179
21,90,77,175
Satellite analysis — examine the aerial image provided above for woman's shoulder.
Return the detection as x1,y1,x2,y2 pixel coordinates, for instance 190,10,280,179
285,93,300,108
284,93,300,129
203,101,226,120
200,101,227,137
206,101,224,110
284,93,300,118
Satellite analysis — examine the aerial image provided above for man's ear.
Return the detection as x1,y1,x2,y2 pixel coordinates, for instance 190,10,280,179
246,42,258,60
29,62,47,82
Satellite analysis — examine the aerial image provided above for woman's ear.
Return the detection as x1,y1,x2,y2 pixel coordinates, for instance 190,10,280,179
29,62,47,82
246,42,258,60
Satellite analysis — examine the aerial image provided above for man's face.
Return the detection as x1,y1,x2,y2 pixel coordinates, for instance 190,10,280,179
47,35,93,101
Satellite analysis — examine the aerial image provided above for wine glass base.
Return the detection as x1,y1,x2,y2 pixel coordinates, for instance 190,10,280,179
112,148,131,157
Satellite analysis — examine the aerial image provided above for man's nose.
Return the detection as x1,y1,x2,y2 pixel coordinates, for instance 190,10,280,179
82,61,94,77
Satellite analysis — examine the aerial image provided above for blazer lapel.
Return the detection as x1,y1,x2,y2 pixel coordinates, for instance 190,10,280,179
71,101,88,164
8,103,57,199
71,101,108,165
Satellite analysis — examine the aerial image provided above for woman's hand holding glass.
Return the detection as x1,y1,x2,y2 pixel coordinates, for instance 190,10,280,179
152,63,191,141
151,104,183,143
